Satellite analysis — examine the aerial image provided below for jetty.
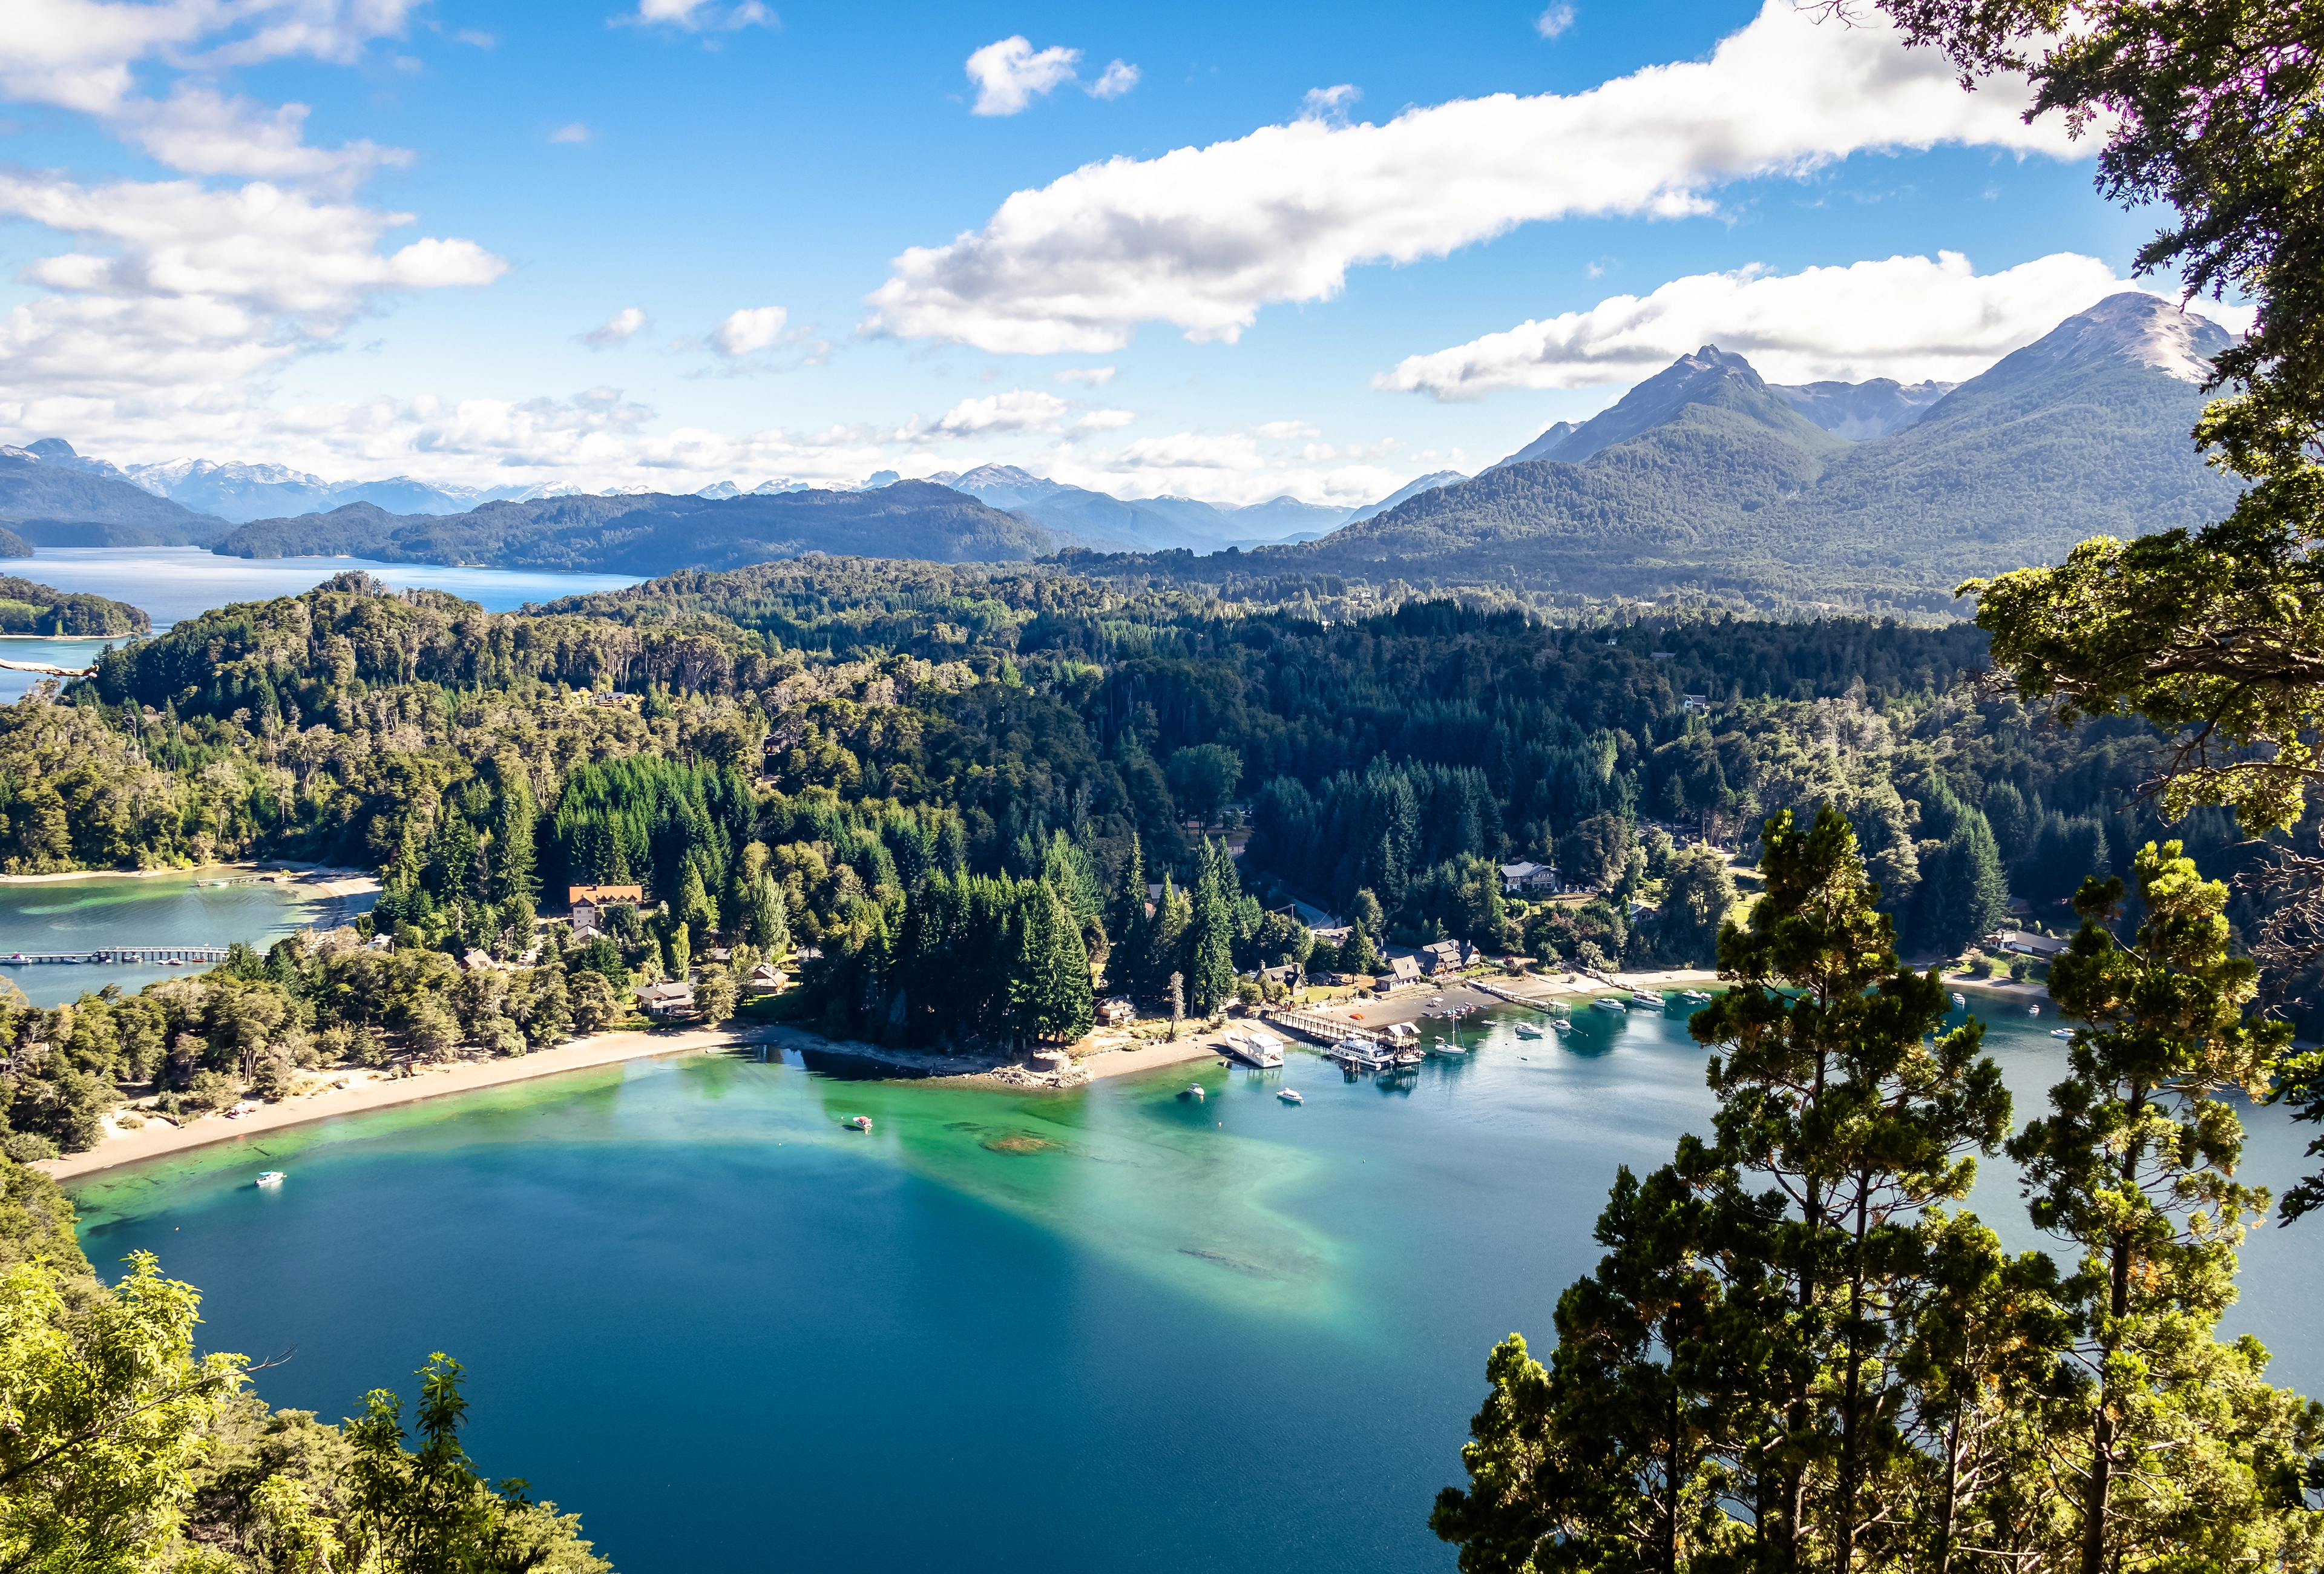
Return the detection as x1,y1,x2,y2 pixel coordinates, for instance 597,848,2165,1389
1265,1007,1387,1049
1,946,233,966
1465,979,1563,1012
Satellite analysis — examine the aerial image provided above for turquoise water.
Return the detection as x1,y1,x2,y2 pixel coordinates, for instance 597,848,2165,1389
0,872,367,1007
69,999,2324,1573
11,547,640,630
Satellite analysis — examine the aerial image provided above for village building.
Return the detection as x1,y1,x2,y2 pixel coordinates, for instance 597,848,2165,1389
568,884,644,936
637,980,695,1019
1499,860,1561,895
1096,997,1138,1026
1987,929,2069,960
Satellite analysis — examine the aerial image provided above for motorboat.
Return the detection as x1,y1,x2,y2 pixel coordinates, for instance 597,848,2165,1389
1595,998,1627,1012
1278,1089,1303,1104
847,1116,874,1131
1630,990,1662,1007
1220,1029,1285,1069
254,1171,285,1187
1681,989,1711,1003
1951,992,1966,1007
1515,1022,1543,1039
1551,1018,1571,1032
2027,1004,2041,1016
2050,1028,2073,1039
1180,1084,1206,1102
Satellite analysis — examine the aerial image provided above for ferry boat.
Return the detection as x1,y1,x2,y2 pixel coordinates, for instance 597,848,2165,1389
847,1116,873,1131
1278,1089,1303,1104
254,1171,286,1187
1595,997,1628,1012
1514,1022,1543,1039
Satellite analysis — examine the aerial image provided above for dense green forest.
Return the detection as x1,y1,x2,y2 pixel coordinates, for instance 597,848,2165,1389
0,577,146,636
0,557,2302,1153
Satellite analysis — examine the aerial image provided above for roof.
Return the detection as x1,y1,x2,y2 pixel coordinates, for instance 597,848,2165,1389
1990,929,2069,957
637,981,694,1004
1501,861,1551,879
1385,955,1425,981
570,884,643,906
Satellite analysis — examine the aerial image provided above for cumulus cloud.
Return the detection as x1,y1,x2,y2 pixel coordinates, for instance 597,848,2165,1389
1072,407,1137,432
1052,366,1116,386
965,36,1082,116
579,307,650,349
1535,4,1576,39
931,389,1068,436
711,305,789,356
1376,251,2136,397
865,0,2080,354
550,122,590,144
615,0,772,30
1088,59,1139,100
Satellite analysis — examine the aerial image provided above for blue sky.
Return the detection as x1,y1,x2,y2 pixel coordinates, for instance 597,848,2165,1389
0,0,2213,507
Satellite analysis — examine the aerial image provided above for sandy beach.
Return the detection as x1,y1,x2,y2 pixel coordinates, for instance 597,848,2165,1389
39,1019,767,1181
0,860,379,895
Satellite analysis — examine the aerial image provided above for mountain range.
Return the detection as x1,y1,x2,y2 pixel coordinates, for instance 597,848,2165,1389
0,292,2243,610
1287,292,2239,608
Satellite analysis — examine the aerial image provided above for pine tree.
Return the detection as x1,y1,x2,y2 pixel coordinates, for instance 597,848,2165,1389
1111,832,1149,972
1915,809,2011,956
677,861,717,941
496,778,539,906
1340,923,1380,977
2014,843,2323,1574
1690,805,2012,1574
747,874,789,958
1184,840,1236,1015
1011,881,1094,1045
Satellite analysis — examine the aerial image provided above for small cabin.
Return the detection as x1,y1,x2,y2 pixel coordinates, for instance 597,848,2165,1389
1097,996,1137,1026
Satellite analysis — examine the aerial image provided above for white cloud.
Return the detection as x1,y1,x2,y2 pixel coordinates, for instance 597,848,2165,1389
865,1,2079,354
1087,59,1139,100
1376,251,2136,397
456,29,496,48
580,307,650,349
711,305,789,356
1052,366,1116,386
1073,407,1137,432
1256,420,1321,438
1300,84,1360,123
1535,4,1576,40
551,122,591,144
615,0,771,30
932,389,1068,436
965,36,1081,117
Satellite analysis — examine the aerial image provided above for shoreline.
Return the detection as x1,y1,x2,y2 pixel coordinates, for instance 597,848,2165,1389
40,1021,766,1182
0,860,378,894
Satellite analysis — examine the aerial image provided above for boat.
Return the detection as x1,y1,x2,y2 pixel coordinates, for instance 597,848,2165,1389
1515,1022,1543,1039
1278,1089,1303,1104
1951,992,1966,1007
847,1116,873,1131
1595,998,1627,1012
1,955,20,966
1681,989,1711,1003
2027,1004,2041,1016
1551,1018,1571,1032
2050,1027,2073,1039
1430,1036,1466,1055
1630,990,1661,1006
1219,1029,1285,1069
254,1171,285,1187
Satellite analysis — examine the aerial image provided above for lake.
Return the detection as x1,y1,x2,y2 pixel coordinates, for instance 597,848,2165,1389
67,999,2324,1574
0,872,369,1007
0,548,643,701
11,547,640,630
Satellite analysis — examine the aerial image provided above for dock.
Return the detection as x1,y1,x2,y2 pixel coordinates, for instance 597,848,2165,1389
1265,1008,1387,1049
1,946,233,966
1464,979,1566,1012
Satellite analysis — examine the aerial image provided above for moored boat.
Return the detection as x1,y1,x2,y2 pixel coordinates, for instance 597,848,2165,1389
1278,1089,1302,1104
847,1115,873,1131
1595,998,1627,1012
255,1171,285,1187
1515,1022,1543,1039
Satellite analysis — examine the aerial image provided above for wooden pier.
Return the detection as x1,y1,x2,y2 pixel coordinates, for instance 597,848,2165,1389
1,946,234,966
1264,1008,1385,1048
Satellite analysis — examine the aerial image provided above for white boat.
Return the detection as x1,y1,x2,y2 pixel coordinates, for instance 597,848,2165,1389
1278,1089,1303,1104
1220,1029,1285,1069
1595,998,1627,1012
1951,992,1967,1007
1630,990,1662,1006
847,1115,873,1131
1681,989,1711,1003
1430,1036,1466,1055
1551,1019,1571,1032
1181,1084,1206,1102
1515,1022,1543,1039
2050,1028,2073,1039
254,1171,285,1187
2027,1004,2041,1016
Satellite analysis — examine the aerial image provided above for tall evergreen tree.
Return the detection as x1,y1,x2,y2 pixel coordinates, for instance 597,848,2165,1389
1184,840,1236,1016
1691,805,2011,1574
1914,809,2011,957
1011,881,1094,1045
746,874,789,958
2015,843,2323,1574
495,777,539,906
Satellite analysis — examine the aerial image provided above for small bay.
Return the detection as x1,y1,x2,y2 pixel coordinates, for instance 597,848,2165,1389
0,872,368,1006
68,999,2324,1574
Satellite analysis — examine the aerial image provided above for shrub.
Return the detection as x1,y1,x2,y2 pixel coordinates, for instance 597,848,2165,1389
185,1070,239,1112
2,1133,57,1163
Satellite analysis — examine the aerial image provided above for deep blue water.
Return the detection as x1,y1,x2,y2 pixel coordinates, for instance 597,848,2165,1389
68,998,2324,1573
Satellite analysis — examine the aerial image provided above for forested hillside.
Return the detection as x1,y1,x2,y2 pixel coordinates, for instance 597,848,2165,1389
212,481,1057,569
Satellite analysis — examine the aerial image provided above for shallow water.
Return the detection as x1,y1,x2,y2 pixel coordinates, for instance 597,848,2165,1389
70,998,2324,1573
0,871,367,1006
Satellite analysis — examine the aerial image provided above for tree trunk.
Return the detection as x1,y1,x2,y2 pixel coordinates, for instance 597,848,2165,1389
1834,1177,1872,1574
2083,1087,2147,1574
